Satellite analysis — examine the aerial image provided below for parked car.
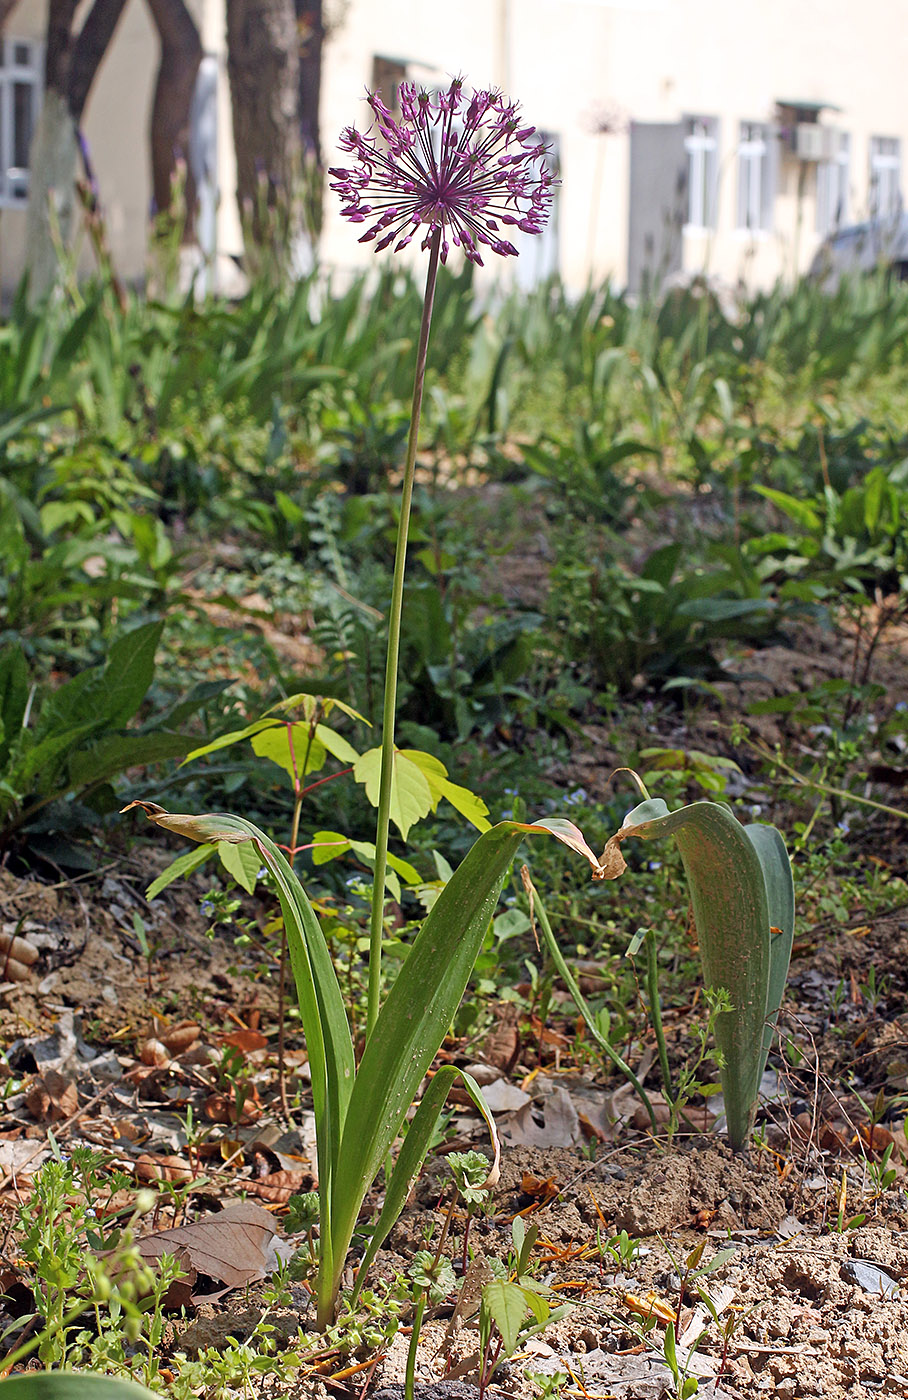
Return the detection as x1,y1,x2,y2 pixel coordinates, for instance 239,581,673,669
809,214,908,285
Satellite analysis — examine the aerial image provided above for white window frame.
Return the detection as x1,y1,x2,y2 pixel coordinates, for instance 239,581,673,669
736,121,773,233
0,38,42,208
869,135,901,220
684,116,718,232
816,131,850,235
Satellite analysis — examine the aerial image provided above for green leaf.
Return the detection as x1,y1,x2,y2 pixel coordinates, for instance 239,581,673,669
352,747,434,840
309,830,419,899
146,843,217,899
353,1066,499,1292
121,801,354,1324
745,822,795,1081
95,619,165,729
251,724,327,780
402,749,490,832
481,1281,548,1355
314,723,360,766
605,800,789,1151
0,1377,161,1398
68,731,196,791
753,486,821,532
184,719,278,765
218,837,262,894
328,820,534,1308
0,647,28,767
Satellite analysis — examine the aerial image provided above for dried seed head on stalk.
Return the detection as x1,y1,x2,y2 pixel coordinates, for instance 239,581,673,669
329,77,556,264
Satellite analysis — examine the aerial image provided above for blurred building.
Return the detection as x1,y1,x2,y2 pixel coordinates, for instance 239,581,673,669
1,0,907,294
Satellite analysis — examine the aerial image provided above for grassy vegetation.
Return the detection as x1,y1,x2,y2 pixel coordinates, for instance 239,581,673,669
2,263,908,1389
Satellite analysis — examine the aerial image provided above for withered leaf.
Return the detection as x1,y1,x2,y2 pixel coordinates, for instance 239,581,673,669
25,1070,78,1122
244,1169,315,1204
136,1200,276,1294
219,1029,269,1054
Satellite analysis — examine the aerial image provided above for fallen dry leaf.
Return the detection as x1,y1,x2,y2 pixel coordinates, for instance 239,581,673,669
140,1039,171,1068
160,1023,201,1056
219,1029,269,1054
519,1171,560,1206
135,1200,276,1303
501,1085,581,1149
0,927,39,983
25,1070,78,1123
203,1092,260,1126
134,1153,194,1184
244,1169,315,1204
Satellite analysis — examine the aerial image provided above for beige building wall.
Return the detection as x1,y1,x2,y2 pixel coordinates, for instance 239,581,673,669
320,0,908,292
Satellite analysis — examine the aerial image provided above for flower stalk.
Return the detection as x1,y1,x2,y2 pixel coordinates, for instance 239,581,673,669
366,227,441,1039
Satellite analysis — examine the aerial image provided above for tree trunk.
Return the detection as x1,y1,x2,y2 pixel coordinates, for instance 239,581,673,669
0,0,21,33
24,0,128,303
24,87,79,300
226,0,301,250
146,0,202,219
296,0,322,165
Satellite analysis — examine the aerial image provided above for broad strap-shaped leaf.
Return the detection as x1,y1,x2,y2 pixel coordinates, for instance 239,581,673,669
601,800,775,1151
745,822,795,1080
353,1066,500,1295
121,802,354,1237
326,819,535,1307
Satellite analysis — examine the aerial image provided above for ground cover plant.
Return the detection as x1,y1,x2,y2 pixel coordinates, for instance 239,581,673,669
2,89,908,1398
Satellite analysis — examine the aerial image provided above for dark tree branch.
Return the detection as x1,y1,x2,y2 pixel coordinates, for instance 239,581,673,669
0,0,21,35
68,0,129,120
44,0,79,92
145,0,202,216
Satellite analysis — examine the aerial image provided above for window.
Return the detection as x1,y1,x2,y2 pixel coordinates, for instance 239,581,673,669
0,39,41,206
870,135,901,220
684,116,718,230
736,121,774,232
817,131,850,234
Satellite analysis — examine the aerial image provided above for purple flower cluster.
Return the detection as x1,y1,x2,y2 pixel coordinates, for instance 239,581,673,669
329,78,556,264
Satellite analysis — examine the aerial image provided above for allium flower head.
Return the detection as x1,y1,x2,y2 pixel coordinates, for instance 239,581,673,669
329,77,556,265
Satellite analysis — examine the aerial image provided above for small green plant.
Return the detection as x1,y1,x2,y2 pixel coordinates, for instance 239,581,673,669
3,1152,184,1387
602,1228,641,1269
478,1274,571,1399
662,1321,699,1399
0,619,215,862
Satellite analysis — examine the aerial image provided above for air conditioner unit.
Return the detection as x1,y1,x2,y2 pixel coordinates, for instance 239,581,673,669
794,123,825,161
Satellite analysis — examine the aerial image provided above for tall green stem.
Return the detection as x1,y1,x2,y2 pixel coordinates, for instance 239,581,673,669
366,228,442,1041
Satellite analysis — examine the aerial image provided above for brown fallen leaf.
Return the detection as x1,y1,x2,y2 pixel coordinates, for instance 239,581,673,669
140,1039,171,1068
519,1171,560,1206
25,1071,78,1123
244,1169,315,1204
203,1092,261,1126
0,928,39,983
135,1200,276,1303
219,1029,269,1054
160,1023,201,1056
134,1153,194,1184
